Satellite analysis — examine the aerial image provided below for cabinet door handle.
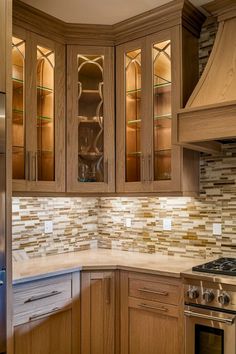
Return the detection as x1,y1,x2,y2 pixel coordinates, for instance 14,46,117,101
105,277,111,305
148,154,152,182
29,307,61,321
139,303,168,312
138,288,169,296
141,154,145,182
27,151,31,181
24,290,62,303
104,159,108,184
35,151,38,181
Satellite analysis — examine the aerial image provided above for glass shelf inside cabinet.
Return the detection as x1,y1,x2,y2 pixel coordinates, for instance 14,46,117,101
125,48,142,183
153,40,172,181
77,54,105,183
12,36,25,180
37,45,55,181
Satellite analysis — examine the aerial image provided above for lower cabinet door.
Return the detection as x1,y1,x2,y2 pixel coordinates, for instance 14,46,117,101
81,271,116,354
125,305,179,354
14,309,72,354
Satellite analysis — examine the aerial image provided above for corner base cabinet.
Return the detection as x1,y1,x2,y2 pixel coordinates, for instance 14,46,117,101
81,271,117,354
120,271,184,354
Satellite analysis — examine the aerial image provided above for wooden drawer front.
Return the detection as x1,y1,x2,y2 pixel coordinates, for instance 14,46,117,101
129,297,179,318
129,278,180,305
13,274,72,325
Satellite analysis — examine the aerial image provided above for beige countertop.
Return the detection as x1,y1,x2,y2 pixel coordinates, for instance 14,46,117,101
13,249,205,284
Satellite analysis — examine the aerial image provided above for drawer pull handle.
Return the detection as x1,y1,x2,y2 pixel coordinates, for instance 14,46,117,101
24,290,62,303
139,303,168,312
138,288,169,296
29,307,61,321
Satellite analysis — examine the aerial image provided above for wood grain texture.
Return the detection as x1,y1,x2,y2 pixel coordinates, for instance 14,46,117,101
81,271,116,354
120,271,183,354
72,272,81,354
14,307,72,354
12,31,66,192
0,0,6,92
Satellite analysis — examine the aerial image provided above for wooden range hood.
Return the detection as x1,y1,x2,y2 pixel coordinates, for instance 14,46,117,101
177,0,236,154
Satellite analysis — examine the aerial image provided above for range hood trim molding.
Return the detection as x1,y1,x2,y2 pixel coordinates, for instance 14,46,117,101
177,0,236,153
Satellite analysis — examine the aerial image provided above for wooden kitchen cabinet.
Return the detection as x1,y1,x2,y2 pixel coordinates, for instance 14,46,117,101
14,308,72,354
12,26,65,193
120,271,184,354
67,46,115,193
116,27,200,194
80,271,117,354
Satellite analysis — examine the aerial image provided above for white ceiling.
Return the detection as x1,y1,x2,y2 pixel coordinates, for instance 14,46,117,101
20,0,212,25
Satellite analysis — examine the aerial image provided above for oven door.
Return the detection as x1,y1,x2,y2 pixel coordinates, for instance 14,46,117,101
184,305,236,354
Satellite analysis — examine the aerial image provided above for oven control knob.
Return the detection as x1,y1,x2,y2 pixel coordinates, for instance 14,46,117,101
187,287,199,300
218,293,230,306
203,290,215,303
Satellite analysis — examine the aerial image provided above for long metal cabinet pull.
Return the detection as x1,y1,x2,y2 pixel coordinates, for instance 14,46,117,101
138,288,168,296
148,154,152,182
24,290,62,303
139,303,168,312
184,310,235,325
141,154,145,182
35,151,38,181
105,277,111,304
29,307,61,321
104,159,108,184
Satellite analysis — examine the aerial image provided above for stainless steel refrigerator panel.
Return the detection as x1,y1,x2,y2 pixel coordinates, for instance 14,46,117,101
0,93,5,269
0,270,6,354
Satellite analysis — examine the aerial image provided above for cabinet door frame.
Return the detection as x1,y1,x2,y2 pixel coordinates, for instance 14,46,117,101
116,38,150,193
145,28,182,193
81,271,116,354
12,27,65,193
67,45,115,193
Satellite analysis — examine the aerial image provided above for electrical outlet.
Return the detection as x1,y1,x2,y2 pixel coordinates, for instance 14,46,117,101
213,223,222,236
125,218,132,228
44,220,53,234
163,218,172,231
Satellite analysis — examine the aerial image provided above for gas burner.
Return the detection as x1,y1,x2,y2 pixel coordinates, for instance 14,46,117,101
192,258,236,276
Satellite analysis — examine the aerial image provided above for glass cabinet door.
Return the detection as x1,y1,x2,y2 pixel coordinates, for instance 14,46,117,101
12,36,25,180
125,49,142,183
152,40,172,181
36,45,55,181
77,54,104,183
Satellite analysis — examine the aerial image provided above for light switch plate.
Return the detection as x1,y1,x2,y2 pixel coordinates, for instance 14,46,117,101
44,220,53,234
125,218,132,228
163,218,172,231
213,223,222,236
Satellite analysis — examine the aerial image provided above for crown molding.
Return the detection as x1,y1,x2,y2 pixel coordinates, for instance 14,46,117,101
203,0,236,22
13,0,205,46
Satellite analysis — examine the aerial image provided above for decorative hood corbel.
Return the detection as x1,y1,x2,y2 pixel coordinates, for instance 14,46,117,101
177,0,236,154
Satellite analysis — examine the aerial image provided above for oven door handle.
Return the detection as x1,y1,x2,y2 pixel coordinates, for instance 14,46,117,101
184,310,235,325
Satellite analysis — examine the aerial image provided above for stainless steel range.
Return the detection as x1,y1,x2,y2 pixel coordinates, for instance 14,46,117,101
183,258,236,354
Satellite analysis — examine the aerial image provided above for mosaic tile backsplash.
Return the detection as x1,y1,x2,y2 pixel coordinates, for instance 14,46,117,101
12,144,236,259
12,198,98,260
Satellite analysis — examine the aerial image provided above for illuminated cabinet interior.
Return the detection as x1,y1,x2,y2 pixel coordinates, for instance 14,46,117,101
67,46,115,193
12,36,25,180
116,29,199,194
12,30,65,193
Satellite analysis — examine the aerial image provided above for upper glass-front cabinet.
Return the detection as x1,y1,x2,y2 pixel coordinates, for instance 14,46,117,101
67,46,115,193
12,28,65,192
116,29,199,194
